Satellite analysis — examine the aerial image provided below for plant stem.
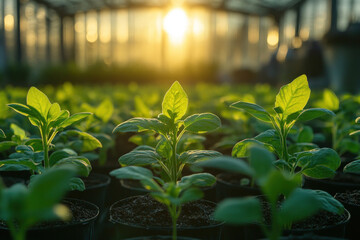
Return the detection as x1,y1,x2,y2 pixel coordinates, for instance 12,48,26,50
168,204,178,240
171,129,178,182
8,221,26,240
41,128,50,169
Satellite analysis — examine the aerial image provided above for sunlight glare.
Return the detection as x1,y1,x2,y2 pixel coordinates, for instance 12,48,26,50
163,8,188,44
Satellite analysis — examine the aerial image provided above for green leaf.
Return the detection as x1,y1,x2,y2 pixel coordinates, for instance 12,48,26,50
356,117,360,124
279,188,320,225
232,139,274,158
162,81,188,121
179,173,216,187
68,177,86,191
110,166,154,181
0,129,5,138
323,89,339,111
156,137,173,159
113,118,167,135
230,101,271,122
0,141,17,152
49,149,78,167
297,148,341,179
262,170,301,203
297,126,314,143
7,103,32,117
26,87,52,118
47,103,61,122
275,74,310,117
0,158,39,172
184,113,221,133
61,130,102,152
249,146,275,181
344,160,360,175
26,168,74,221
59,112,91,128
179,150,222,164
195,156,254,176
214,197,262,224
311,190,344,214
52,156,92,177
179,188,203,204
10,123,27,141
49,110,70,128
297,108,335,122
95,98,114,122
119,149,160,166
254,130,281,156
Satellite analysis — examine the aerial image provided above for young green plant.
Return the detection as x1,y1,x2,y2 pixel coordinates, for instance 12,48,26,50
197,147,345,240
0,167,75,240
2,87,101,190
110,166,215,240
231,75,340,178
113,81,221,182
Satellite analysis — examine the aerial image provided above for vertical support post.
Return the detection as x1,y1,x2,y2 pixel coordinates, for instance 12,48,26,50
0,0,7,70
295,5,301,37
330,0,338,32
46,12,51,62
59,15,65,62
15,0,22,63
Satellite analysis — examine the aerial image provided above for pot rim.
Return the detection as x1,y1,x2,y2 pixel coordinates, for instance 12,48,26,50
109,195,224,230
84,172,111,190
216,172,259,191
304,175,360,188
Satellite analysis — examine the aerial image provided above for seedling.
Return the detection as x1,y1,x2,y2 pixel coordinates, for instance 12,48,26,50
342,116,360,175
197,147,345,240
110,166,215,240
0,167,75,240
113,81,221,182
1,87,102,190
231,75,340,178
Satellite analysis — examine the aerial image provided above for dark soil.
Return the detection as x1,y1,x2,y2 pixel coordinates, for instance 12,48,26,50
111,195,217,228
217,172,252,186
0,199,98,229
261,200,348,230
335,189,360,206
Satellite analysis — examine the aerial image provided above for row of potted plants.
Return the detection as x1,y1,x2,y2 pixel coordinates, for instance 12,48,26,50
0,75,360,240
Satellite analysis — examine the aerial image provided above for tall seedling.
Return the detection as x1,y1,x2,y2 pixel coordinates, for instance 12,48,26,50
231,75,340,178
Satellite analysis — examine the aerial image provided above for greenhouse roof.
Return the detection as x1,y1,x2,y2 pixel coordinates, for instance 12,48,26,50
33,0,304,16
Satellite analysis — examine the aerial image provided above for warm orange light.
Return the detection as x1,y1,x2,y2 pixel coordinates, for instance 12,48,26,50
4,14,14,32
86,16,98,43
193,18,204,35
292,37,302,48
163,8,188,44
267,29,279,48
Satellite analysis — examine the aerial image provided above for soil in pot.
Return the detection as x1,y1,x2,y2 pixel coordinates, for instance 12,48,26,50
335,189,360,240
124,236,199,240
245,200,350,240
303,172,360,195
109,195,223,240
0,198,99,240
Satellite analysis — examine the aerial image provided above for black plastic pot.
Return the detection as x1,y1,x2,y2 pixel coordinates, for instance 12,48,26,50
108,196,223,240
67,172,110,210
120,179,216,202
245,209,351,240
0,198,99,240
303,175,360,195
335,192,360,240
216,173,260,202
215,173,261,240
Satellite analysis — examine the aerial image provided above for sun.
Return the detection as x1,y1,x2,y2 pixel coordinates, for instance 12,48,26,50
163,8,189,44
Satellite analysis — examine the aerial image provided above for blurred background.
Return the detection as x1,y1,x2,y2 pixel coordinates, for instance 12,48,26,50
1,0,360,92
